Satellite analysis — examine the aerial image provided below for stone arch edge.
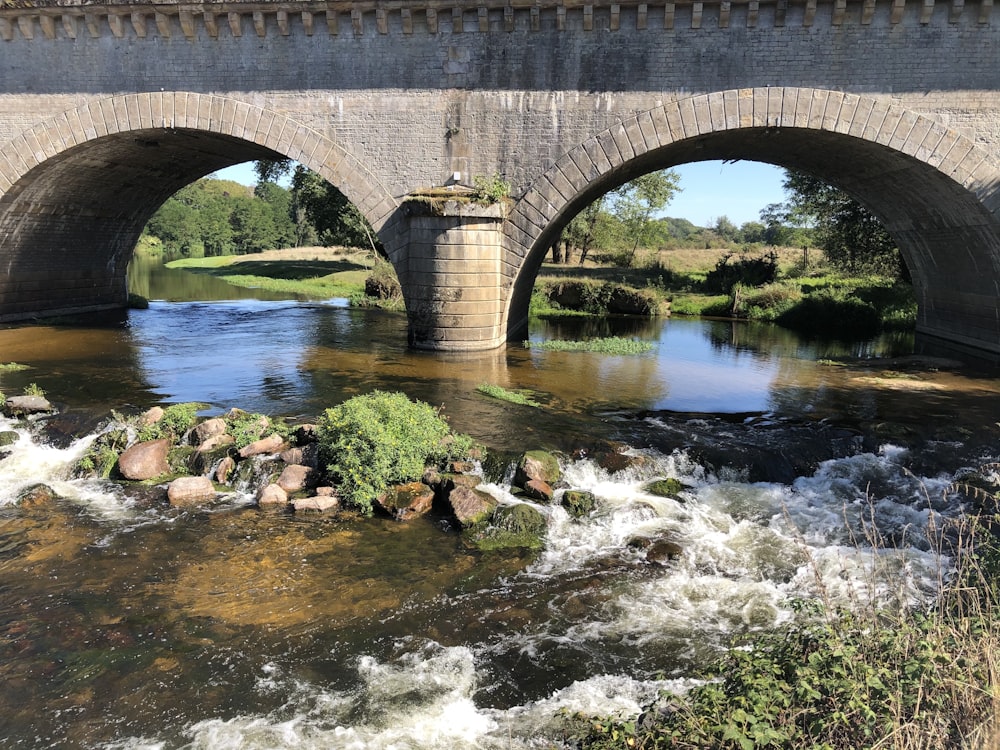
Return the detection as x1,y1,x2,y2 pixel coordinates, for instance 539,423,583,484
0,91,400,232
500,86,1000,339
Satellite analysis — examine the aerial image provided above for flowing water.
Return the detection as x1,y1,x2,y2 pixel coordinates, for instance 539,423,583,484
1,262,999,747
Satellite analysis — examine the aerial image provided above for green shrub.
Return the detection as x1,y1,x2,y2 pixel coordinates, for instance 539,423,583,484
137,402,205,442
22,383,45,397
226,410,291,450
703,251,779,293
471,173,511,205
777,290,881,339
317,391,474,514
0,362,29,373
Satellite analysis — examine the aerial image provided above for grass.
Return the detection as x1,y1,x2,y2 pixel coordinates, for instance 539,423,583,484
476,383,542,407
524,337,654,354
167,248,377,301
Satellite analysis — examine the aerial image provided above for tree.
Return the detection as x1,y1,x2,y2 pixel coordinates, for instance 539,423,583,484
562,197,611,265
713,215,740,243
609,170,682,267
773,170,903,277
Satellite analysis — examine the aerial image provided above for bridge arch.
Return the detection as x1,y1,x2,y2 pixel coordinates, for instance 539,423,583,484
504,87,1000,353
0,92,397,321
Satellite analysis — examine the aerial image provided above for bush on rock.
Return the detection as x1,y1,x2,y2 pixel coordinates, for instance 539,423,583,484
316,390,474,514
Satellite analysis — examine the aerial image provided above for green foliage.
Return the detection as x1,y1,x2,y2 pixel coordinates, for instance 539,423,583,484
75,428,129,479
225,410,290,450
703,251,779,293
471,173,511,205
317,391,474,514
771,170,904,278
776,289,882,339
290,166,379,251
476,383,542,408
22,383,44,397
0,390,5,408
608,170,682,267
0,362,29,373
137,403,204,442
524,337,654,355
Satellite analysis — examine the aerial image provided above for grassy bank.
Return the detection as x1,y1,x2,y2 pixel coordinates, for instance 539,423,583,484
165,247,403,309
535,245,916,339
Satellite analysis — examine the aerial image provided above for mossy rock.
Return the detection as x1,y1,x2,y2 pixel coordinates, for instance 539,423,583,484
465,502,547,551
168,445,197,476
188,444,237,476
643,478,689,501
0,431,18,448
514,450,561,488
561,489,596,518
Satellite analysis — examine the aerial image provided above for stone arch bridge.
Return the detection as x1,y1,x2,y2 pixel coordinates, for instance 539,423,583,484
0,0,999,352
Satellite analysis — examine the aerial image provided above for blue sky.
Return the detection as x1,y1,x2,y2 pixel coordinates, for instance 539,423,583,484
213,158,788,228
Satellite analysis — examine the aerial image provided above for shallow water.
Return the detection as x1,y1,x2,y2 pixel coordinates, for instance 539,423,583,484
0,266,998,747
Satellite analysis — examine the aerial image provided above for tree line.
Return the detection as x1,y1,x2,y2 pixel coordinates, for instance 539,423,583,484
142,159,904,282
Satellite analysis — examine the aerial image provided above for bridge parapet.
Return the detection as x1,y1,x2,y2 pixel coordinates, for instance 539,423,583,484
0,0,993,41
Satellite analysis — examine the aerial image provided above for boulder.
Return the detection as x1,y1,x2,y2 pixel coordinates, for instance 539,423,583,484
238,433,285,458
646,539,683,565
167,476,216,507
257,483,288,507
514,450,561,488
196,433,234,453
4,395,53,416
292,495,339,513
215,456,236,484
141,406,164,426
644,478,689,501
447,486,498,528
0,431,19,448
117,439,171,481
561,490,596,518
17,483,58,508
522,478,555,503
191,417,227,446
276,464,315,494
279,443,319,468
294,424,319,444
376,481,435,521
314,486,336,496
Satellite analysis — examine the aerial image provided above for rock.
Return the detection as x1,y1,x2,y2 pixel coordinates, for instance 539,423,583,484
117,439,171,481
514,450,561,488
168,445,197,475
238,433,285,458
276,464,315,493
644,478,688,501
279,443,319,468
215,456,236,484
376,481,435,521
17,483,57,508
167,476,216,507
450,460,476,474
141,406,164,426
315,486,336,496
447,485,499,528
522,478,555,503
466,502,547,551
4,395,53,416
196,433,234,453
257,483,288,507
561,490,596,517
294,424,319,444
191,417,227,446
292,496,339,513
0,431,19,448
646,539,683,565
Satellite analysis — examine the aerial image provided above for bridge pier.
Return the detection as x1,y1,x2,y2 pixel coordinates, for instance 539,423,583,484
399,197,508,352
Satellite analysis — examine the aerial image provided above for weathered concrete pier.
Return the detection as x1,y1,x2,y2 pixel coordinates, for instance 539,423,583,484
0,0,998,350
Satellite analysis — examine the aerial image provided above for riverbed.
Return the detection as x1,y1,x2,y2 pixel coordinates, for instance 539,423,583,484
0,265,998,748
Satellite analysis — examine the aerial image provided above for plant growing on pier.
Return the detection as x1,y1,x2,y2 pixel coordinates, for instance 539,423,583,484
317,391,474,514
471,173,511,205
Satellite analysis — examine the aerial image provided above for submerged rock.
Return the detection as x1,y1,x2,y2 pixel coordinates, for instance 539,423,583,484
17,483,58,508
465,502,547,551
561,489,596,517
376,481,435,521
292,495,339,513
4,395,53,416
117,439,170,481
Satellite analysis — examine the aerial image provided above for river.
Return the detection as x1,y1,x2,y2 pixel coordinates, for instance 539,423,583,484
0,261,998,748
